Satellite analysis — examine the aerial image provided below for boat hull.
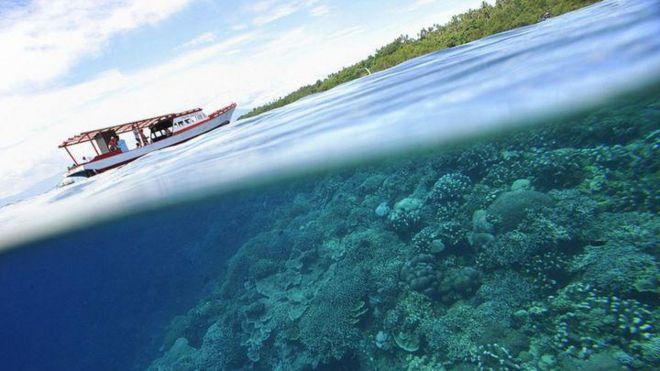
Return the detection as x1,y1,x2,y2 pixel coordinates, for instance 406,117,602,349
66,105,235,177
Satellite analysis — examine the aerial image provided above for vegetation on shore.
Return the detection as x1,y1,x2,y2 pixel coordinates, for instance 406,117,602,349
240,0,600,120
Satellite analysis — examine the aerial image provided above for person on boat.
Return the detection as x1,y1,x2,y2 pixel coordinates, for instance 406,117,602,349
139,129,149,146
108,136,118,151
132,124,143,147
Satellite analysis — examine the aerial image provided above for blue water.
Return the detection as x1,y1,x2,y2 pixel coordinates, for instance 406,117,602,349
0,187,305,369
0,1,659,370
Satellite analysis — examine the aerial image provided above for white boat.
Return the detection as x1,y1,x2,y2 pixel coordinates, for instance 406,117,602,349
59,103,236,178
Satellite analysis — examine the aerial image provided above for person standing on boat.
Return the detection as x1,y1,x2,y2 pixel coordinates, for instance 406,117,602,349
138,125,149,145
132,124,143,147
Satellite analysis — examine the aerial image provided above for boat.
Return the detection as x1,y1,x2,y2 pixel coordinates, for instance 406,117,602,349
59,103,236,179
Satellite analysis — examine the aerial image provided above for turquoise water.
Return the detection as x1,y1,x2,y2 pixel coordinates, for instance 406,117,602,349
1,0,659,370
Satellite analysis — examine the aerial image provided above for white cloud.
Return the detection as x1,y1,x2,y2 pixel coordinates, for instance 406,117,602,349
179,32,217,49
250,0,280,13
249,0,324,26
252,3,299,26
406,0,439,11
0,0,192,93
309,5,331,17
254,27,310,56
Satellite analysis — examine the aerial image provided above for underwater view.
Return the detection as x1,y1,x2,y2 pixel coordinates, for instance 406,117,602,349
0,0,659,370
144,92,660,371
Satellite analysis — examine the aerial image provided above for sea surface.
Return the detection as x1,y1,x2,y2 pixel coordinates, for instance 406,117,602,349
0,0,659,370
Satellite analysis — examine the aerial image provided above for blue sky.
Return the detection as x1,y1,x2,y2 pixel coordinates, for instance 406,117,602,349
0,0,488,202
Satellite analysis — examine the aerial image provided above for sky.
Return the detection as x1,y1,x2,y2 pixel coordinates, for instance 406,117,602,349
0,0,488,204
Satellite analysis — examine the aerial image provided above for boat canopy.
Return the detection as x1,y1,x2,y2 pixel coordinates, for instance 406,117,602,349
58,108,202,148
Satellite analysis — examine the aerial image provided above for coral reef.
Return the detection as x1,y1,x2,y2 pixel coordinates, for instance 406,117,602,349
522,283,658,368
387,197,423,236
148,97,660,370
487,189,554,233
570,243,657,295
470,343,522,370
400,254,480,303
427,172,472,206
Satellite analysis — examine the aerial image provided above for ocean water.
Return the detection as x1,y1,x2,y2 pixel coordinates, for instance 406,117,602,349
1,0,659,370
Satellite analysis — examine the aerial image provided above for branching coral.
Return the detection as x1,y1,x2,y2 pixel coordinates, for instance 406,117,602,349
529,283,657,362
470,343,522,371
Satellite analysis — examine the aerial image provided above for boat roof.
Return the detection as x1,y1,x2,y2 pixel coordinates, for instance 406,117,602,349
59,108,202,147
